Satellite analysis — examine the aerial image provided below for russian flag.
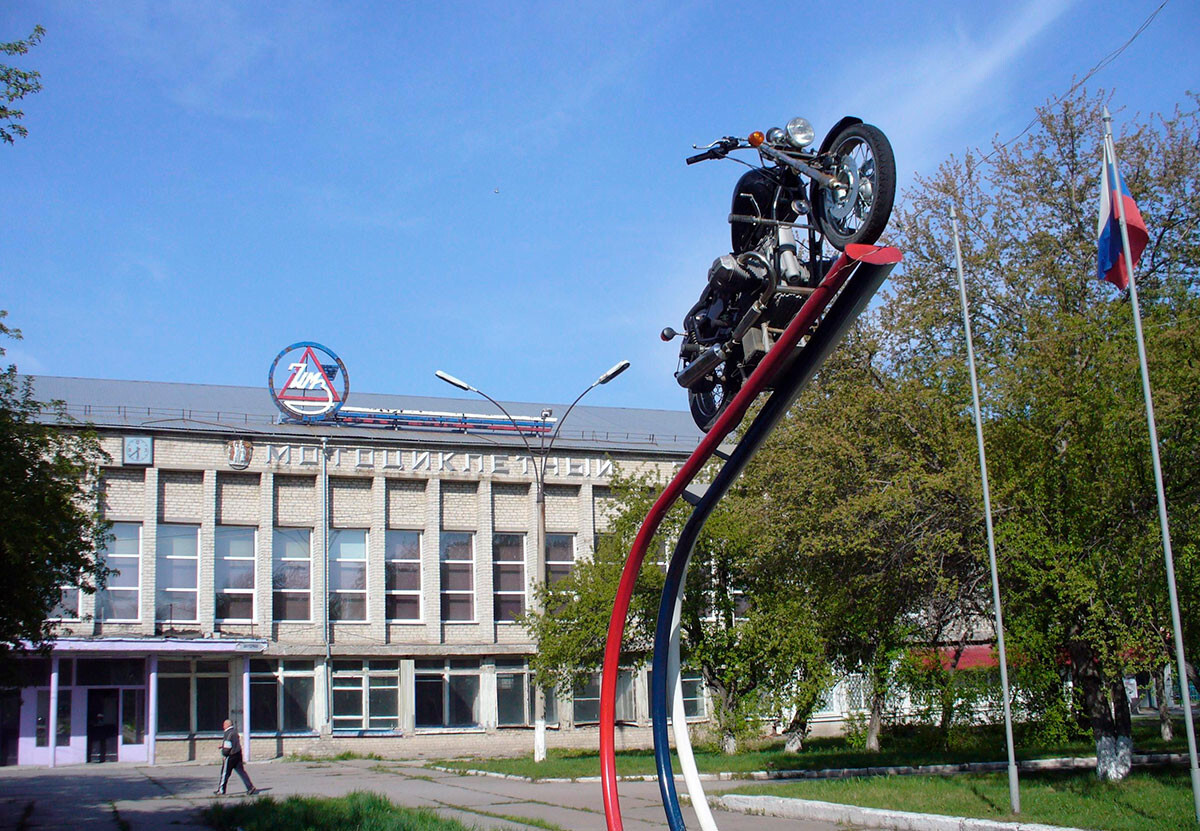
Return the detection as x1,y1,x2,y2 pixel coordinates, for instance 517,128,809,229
1096,139,1148,291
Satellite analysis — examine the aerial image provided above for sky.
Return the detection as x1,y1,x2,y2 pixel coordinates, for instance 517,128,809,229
3,0,1197,416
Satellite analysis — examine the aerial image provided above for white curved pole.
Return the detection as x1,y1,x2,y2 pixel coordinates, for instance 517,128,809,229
668,549,719,831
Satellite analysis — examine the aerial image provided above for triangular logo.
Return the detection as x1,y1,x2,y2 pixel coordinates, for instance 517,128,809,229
277,346,343,405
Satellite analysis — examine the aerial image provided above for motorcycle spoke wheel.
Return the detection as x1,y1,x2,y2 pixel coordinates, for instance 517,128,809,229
813,123,896,249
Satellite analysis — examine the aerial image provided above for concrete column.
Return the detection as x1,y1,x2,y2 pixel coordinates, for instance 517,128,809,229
200,470,218,632
142,468,160,635
48,656,59,768
258,471,275,634
369,475,387,642
424,479,442,643
399,659,415,733
147,655,158,765
242,658,251,762
477,479,494,637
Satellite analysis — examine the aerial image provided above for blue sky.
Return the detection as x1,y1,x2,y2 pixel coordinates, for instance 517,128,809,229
3,0,1197,415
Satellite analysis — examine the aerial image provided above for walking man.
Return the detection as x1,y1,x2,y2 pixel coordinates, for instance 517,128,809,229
215,718,258,795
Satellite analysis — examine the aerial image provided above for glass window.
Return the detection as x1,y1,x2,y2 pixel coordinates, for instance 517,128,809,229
440,532,474,622
492,533,525,622
98,523,141,621
545,534,575,585
249,660,315,734
121,689,145,744
385,530,421,621
156,660,229,735
330,660,398,732
51,587,80,620
272,528,311,621
156,524,199,622
215,526,256,621
414,660,480,729
494,659,558,728
56,689,71,747
329,529,367,622
573,670,635,725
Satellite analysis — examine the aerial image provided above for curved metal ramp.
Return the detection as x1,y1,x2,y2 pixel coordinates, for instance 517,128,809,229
599,243,903,831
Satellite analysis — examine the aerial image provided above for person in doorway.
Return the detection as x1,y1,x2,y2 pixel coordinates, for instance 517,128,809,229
214,718,258,795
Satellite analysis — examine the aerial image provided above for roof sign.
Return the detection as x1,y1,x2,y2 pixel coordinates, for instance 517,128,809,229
268,342,350,422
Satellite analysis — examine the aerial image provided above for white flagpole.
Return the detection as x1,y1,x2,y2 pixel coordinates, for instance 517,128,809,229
949,204,1020,815
1103,106,1200,823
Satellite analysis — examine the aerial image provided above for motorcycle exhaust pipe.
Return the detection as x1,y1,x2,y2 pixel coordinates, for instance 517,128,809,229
675,344,726,389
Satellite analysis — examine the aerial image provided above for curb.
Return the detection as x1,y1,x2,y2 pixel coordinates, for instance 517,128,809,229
430,752,1189,784
713,794,1084,831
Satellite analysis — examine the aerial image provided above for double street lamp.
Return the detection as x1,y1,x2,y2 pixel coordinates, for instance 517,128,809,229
435,360,631,761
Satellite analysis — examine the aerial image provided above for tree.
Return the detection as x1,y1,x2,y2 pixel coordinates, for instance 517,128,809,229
522,467,831,753
0,312,110,673
1,25,45,144
888,89,1200,779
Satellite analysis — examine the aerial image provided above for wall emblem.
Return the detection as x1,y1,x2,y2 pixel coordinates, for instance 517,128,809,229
268,342,350,422
226,439,254,470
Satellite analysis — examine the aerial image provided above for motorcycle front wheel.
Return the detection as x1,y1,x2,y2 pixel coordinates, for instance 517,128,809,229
812,123,896,249
687,372,739,433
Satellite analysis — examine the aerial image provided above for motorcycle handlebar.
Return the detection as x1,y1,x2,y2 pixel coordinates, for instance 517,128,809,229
685,136,740,166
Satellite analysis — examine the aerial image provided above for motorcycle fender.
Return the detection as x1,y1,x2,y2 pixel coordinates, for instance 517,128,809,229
818,116,863,154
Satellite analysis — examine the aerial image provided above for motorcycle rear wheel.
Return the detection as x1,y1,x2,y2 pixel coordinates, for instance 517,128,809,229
812,123,895,249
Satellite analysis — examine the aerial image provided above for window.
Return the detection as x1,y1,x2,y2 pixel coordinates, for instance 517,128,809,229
331,660,399,732
385,530,421,621
98,523,141,621
215,526,256,621
50,587,80,620
249,659,316,734
573,670,635,724
329,529,367,622
157,659,229,735
156,524,199,622
440,532,474,621
545,534,575,585
492,533,525,622
273,528,311,621
414,659,480,729
648,669,707,720
495,658,557,727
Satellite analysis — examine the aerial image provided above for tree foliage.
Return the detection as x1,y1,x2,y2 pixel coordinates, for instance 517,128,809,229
0,312,109,672
1,25,44,145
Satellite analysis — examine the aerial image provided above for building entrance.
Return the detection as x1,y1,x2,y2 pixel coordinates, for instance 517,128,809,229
0,690,19,766
86,689,119,763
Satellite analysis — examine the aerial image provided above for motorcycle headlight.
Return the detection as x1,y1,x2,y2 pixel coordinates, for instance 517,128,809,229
765,127,786,146
785,117,815,148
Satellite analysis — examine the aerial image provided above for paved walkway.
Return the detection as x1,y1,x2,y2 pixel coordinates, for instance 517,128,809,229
0,758,858,831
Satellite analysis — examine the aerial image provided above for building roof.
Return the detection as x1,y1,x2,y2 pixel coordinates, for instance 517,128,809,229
28,375,704,457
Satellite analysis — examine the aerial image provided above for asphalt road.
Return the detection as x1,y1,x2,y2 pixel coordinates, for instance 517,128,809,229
0,757,858,831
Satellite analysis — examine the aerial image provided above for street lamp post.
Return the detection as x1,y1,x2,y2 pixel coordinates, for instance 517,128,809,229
436,360,630,761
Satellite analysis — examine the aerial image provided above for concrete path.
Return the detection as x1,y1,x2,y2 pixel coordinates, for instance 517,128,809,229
0,758,858,831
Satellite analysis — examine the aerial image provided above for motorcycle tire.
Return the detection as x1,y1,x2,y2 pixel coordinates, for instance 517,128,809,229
687,371,739,433
811,123,896,249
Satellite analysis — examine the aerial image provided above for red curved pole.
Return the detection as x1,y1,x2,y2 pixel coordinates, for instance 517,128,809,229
599,247,893,830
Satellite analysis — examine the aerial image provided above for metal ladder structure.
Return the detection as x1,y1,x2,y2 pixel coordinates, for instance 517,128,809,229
599,243,904,831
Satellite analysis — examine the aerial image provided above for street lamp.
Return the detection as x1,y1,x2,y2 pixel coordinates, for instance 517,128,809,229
436,360,630,761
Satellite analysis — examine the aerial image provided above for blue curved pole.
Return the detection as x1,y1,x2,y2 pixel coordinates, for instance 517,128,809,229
650,250,898,829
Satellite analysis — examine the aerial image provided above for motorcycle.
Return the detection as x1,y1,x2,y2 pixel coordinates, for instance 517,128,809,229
663,116,896,431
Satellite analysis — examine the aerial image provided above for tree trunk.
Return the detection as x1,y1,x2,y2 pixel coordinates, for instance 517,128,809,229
1070,642,1130,781
721,730,738,755
939,637,968,743
866,682,886,752
782,712,810,753
1156,668,1173,741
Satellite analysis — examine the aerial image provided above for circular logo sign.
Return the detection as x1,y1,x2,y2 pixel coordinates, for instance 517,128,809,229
268,342,350,422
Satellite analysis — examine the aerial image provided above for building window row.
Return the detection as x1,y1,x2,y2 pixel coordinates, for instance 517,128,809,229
85,524,578,625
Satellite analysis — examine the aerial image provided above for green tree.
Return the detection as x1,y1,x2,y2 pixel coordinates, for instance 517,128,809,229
0,313,110,672
888,89,1200,779
522,467,831,753
1,24,44,144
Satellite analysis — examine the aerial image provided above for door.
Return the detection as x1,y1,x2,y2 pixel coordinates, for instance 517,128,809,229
87,689,119,763
0,690,18,766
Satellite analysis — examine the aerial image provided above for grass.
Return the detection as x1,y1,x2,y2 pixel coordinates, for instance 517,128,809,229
432,719,1191,781
724,768,1194,831
283,750,387,762
203,791,477,831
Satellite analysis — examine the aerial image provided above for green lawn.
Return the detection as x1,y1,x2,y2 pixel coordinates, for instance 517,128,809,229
204,791,475,831
433,720,1190,781
724,769,1194,831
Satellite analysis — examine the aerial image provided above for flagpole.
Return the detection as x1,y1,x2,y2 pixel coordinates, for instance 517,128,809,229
949,204,1020,815
1103,107,1200,823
